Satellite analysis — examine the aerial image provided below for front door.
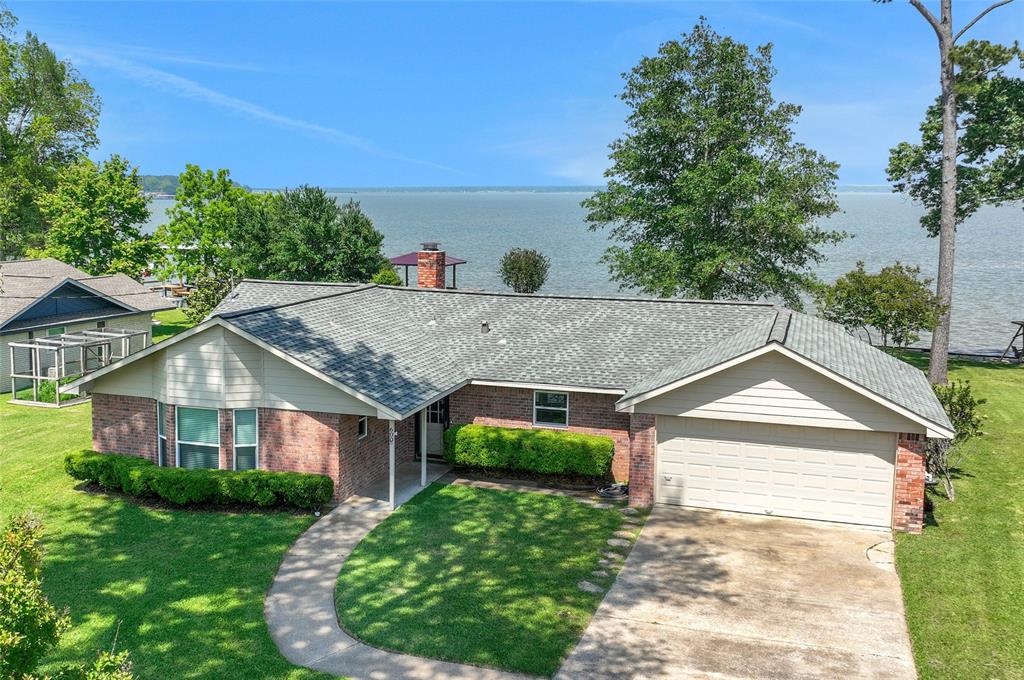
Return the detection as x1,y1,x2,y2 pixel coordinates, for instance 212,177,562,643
425,397,449,459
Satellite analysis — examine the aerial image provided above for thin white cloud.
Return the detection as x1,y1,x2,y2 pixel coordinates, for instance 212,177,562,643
106,44,275,73
65,46,457,173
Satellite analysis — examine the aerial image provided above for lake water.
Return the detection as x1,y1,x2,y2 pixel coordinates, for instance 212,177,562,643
145,188,1023,352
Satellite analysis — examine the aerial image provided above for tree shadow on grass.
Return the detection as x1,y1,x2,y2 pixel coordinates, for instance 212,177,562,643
37,496,329,680
335,485,730,678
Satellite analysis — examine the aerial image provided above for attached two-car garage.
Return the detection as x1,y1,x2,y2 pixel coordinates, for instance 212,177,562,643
624,348,943,530
655,417,896,528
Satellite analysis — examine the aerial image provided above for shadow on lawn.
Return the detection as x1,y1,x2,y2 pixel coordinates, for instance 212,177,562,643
38,496,320,680
335,485,730,677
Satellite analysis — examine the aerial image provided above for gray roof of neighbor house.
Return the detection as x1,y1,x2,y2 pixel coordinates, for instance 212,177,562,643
0,258,174,332
208,281,953,432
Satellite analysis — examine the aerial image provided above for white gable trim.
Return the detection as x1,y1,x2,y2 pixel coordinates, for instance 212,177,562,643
617,343,954,439
67,317,404,420
468,380,625,395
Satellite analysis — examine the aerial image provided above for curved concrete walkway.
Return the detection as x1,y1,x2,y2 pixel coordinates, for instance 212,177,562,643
265,464,528,680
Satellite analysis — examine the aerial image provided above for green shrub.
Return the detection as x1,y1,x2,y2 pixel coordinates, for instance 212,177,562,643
64,451,333,509
443,424,614,477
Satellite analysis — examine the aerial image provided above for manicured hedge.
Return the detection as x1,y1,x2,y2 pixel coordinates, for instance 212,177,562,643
443,424,614,477
64,450,333,510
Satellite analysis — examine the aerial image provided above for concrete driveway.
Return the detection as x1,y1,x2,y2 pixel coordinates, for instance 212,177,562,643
558,506,916,680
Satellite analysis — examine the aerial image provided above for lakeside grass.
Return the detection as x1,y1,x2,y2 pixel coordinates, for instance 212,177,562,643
336,483,633,676
894,357,1024,678
0,395,329,680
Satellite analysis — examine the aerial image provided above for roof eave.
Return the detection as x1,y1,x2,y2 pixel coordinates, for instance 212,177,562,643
617,342,955,439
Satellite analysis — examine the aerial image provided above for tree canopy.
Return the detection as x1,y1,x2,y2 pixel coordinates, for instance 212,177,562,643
814,261,946,349
0,9,100,258
888,40,1023,235
33,155,156,278
155,165,255,283
232,186,389,283
583,20,842,308
499,248,551,294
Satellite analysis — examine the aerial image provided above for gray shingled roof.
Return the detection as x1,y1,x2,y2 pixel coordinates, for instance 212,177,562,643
0,258,173,330
209,280,952,433
784,313,951,428
211,280,361,316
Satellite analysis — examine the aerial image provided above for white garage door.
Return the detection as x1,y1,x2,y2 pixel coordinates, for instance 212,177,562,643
656,417,896,528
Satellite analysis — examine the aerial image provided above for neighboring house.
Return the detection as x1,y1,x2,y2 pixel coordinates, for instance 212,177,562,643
69,247,952,533
1,258,175,395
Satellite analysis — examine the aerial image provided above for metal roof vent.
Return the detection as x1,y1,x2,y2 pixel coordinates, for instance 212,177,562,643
481,321,490,334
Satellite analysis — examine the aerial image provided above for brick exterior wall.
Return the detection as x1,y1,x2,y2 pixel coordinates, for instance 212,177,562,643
417,250,446,289
91,393,158,463
627,413,656,507
163,404,175,466
219,409,234,470
448,384,632,480
258,408,342,483
894,433,926,534
334,414,416,500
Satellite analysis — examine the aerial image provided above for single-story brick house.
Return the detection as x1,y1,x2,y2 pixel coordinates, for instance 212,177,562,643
1,258,174,396
69,246,952,533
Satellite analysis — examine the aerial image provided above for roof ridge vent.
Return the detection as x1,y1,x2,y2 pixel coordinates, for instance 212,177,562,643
768,309,792,344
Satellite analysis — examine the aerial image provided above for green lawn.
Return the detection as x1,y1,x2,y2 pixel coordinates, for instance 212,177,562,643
152,307,193,343
894,358,1024,679
335,483,635,677
0,396,330,680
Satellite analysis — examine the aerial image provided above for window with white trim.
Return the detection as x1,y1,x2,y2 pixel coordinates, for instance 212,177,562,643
534,391,569,427
357,416,368,439
46,326,65,337
157,402,167,466
233,409,258,471
176,406,220,469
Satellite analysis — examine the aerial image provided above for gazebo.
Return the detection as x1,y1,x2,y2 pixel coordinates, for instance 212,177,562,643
389,248,467,288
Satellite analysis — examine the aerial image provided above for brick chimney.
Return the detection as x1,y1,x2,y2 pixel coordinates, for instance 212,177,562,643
417,242,446,289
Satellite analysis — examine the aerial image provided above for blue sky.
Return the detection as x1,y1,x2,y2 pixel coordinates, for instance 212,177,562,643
10,1,1022,187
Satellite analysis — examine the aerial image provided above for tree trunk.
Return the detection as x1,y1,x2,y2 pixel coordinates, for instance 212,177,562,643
929,0,957,385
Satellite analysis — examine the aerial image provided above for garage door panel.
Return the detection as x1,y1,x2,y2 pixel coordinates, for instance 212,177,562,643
656,417,896,528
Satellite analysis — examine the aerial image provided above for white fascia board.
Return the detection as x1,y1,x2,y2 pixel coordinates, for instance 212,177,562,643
618,343,955,439
468,380,625,395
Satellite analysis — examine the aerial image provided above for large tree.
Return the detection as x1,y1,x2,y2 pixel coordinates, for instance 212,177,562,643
583,20,842,308
236,186,390,283
0,8,100,258
33,155,156,278
881,0,1019,384
155,165,253,283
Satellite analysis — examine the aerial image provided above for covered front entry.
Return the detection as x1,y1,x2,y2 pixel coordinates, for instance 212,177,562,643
416,396,449,460
656,417,896,528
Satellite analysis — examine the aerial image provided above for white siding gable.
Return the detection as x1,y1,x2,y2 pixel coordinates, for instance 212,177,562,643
636,351,923,434
89,324,377,416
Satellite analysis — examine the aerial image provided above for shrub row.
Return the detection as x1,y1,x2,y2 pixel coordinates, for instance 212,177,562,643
443,424,614,477
64,450,333,510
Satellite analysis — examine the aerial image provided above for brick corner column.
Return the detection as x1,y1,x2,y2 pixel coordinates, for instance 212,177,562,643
893,433,926,534
628,413,656,508
219,409,234,470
